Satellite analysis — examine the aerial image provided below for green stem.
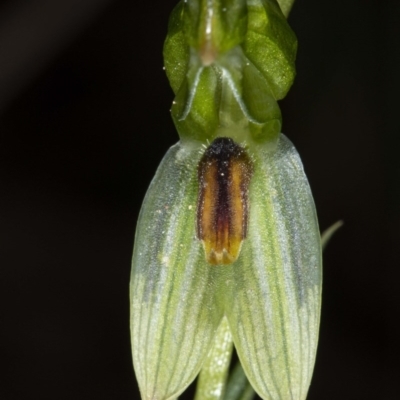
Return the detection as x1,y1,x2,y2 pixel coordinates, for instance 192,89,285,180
223,362,255,400
194,317,234,400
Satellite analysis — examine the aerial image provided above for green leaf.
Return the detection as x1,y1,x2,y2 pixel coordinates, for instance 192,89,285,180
321,220,343,249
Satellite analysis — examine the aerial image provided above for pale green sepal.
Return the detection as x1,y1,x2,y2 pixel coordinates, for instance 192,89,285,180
321,220,343,250
276,0,296,18
223,135,322,400
223,363,255,400
194,317,234,400
130,142,224,400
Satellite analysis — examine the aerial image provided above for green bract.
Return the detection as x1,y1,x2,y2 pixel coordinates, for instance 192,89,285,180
163,0,297,145
130,135,322,400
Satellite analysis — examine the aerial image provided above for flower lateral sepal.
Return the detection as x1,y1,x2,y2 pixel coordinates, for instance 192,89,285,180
130,142,225,400
222,135,322,400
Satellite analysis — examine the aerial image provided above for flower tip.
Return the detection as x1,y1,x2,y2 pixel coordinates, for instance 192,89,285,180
202,240,243,265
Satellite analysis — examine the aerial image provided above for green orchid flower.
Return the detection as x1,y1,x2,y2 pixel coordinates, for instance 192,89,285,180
130,135,321,400
130,1,321,400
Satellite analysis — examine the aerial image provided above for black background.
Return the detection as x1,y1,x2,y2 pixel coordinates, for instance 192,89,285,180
1,0,399,399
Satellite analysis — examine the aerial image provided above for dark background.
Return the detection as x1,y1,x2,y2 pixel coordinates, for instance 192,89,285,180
0,0,399,399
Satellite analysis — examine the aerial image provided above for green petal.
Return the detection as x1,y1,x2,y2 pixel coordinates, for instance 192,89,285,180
130,143,224,400
223,135,322,400
242,0,297,100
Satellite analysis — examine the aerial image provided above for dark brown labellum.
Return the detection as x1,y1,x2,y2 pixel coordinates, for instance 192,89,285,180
197,137,253,265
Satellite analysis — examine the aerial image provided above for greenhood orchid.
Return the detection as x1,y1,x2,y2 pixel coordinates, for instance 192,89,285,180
130,1,322,400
